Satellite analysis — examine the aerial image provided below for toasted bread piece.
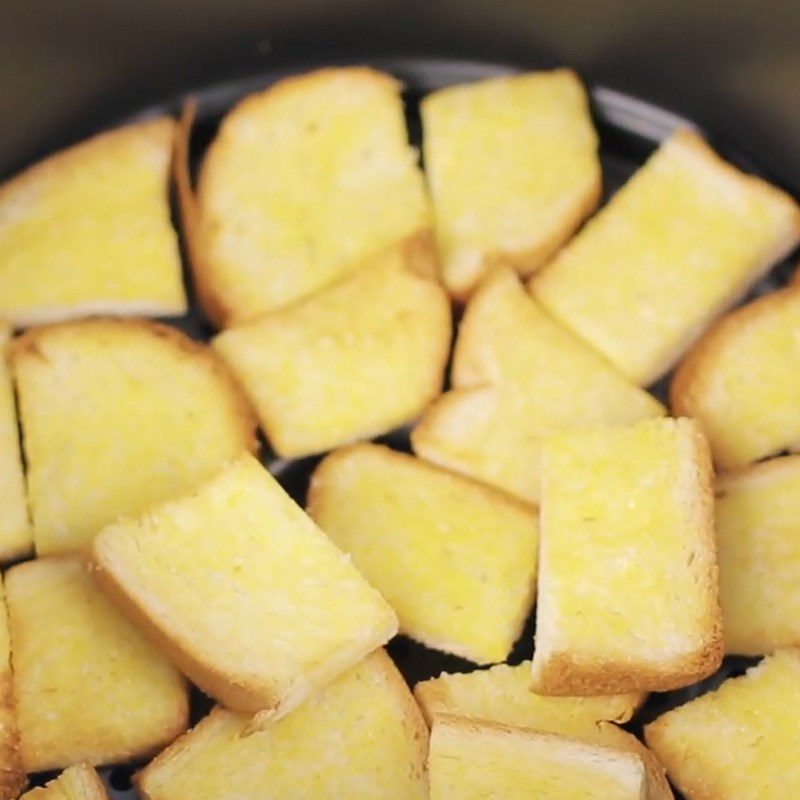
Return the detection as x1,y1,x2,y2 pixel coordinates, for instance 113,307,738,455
0,324,31,561
307,444,537,663
645,649,800,799
714,456,800,654
531,418,722,695
214,262,450,458
6,556,188,773
416,663,671,800
429,714,647,800
412,268,663,503
136,650,427,800
0,576,24,800
11,318,257,555
672,285,800,469
21,764,108,800
91,454,398,723
532,129,800,385
0,118,186,328
421,70,600,299
195,66,433,325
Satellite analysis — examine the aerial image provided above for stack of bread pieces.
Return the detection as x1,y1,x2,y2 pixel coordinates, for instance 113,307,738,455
0,63,798,800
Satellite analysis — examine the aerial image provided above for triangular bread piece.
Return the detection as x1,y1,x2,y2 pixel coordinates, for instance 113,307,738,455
0,118,186,327
20,764,108,800
11,319,257,555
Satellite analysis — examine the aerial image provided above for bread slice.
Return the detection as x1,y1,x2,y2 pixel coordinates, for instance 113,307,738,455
20,764,108,800
0,324,31,561
714,456,800,655
214,261,450,458
10,318,257,555
91,453,398,724
0,575,24,800
531,417,722,695
421,69,600,299
412,268,664,503
671,284,800,469
194,66,433,326
6,556,188,773
645,648,800,799
0,118,186,328
136,650,427,800
429,714,648,800
307,444,538,663
415,663,672,800
532,129,800,385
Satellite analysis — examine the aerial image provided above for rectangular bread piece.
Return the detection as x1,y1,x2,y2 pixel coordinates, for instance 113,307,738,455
307,443,538,663
213,259,451,458
671,284,800,469
0,323,31,561
6,556,188,773
421,70,600,299
194,66,434,325
0,575,24,800
21,764,108,800
429,714,647,800
0,118,186,328
645,649,800,799
412,267,663,504
714,456,800,655
531,417,722,695
136,650,428,800
91,453,398,725
532,129,800,385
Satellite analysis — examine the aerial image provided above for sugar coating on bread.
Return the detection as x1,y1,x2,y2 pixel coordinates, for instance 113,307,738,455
645,649,800,799
92,453,398,722
714,456,800,655
672,285,800,469
412,268,663,503
0,324,31,561
6,556,188,773
415,663,672,800
531,418,722,695
0,576,25,800
0,118,186,328
195,66,433,325
20,764,109,800
421,70,600,299
11,318,257,555
214,261,450,458
308,444,537,663
136,650,428,800
429,714,647,800
532,129,800,385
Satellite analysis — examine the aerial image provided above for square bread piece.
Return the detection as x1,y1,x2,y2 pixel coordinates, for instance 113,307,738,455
0,118,186,328
20,764,108,800
672,285,800,469
412,268,664,504
194,66,433,326
532,129,800,385
645,649,800,799
429,714,648,800
6,556,188,773
214,260,451,458
531,417,722,695
415,663,672,800
91,453,398,724
714,456,800,655
136,650,428,800
0,576,24,800
0,324,31,561
11,319,257,556
307,444,538,664
421,69,600,299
